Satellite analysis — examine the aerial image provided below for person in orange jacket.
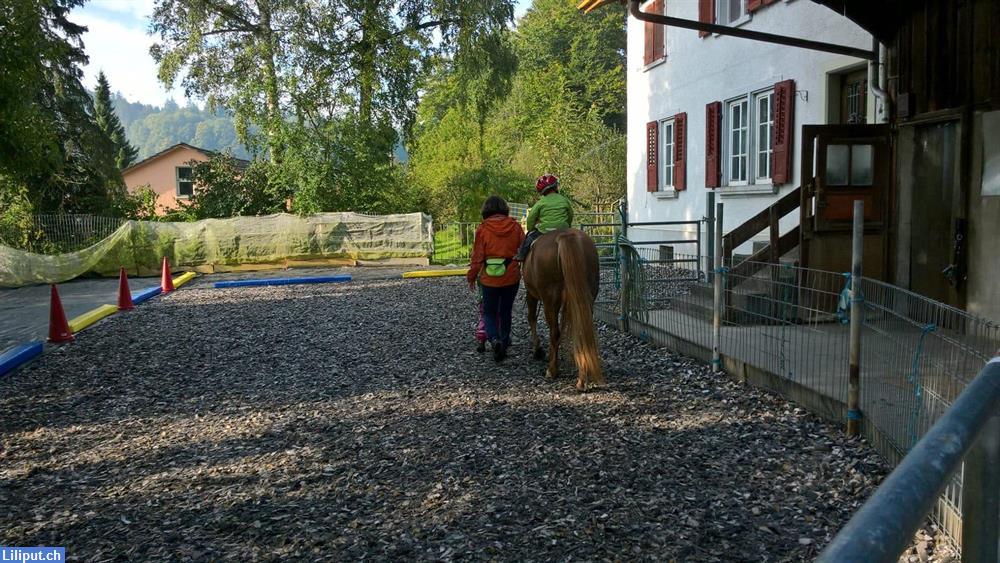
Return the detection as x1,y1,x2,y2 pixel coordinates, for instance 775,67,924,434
466,195,525,361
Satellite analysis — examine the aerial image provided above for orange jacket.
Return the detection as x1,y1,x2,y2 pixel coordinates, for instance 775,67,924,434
467,215,525,287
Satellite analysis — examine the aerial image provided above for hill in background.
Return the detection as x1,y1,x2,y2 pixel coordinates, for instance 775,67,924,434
112,94,251,161
111,94,409,164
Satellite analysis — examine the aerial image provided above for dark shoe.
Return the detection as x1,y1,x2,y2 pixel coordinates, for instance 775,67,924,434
476,341,486,353
491,339,506,362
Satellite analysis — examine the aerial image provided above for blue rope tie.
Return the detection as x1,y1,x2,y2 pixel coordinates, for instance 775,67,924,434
847,409,863,421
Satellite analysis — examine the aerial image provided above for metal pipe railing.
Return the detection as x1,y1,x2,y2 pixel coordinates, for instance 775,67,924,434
817,357,1000,563
627,0,875,60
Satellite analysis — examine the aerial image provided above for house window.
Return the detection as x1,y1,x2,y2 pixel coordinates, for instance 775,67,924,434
660,118,675,189
726,97,749,184
754,90,773,181
176,166,194,198
724,87,775,186
643,0,666,66
717,0,747,25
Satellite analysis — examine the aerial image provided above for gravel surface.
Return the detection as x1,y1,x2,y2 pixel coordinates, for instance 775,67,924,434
0,277,955,561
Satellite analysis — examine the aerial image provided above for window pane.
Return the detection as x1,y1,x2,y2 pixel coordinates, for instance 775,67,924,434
662,122,673,188
728,0,743,22
851,144,873,185
727,99,748,182
825,145,850,185
755,92,773,180
177,167,192,180
178,181,194,197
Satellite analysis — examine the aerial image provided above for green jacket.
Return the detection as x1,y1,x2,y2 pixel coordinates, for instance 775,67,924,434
526,192,574,233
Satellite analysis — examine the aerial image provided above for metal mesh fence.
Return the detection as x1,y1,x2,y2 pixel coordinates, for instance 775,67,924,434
0,215,126,254
601,238,1000,549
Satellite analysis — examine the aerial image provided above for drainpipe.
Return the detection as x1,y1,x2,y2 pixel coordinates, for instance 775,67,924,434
869,38,889,123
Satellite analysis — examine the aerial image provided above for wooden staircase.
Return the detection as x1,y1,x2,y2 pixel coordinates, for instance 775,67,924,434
721,186,802,279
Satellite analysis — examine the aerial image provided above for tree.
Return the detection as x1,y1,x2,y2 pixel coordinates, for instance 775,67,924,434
150,0,517,154
409,0,627,220
93,71,139,169
150,0,301,161
0,0,123,216
181,154,286,219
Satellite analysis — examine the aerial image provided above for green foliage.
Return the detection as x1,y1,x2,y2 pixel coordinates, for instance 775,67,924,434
125,102,249,160
281,118,420,216
110,185,159,220
150,0,299,159
94,71,139,169
0,176,38,248
0,0,124,216
409,0,627,222
180,155,287,220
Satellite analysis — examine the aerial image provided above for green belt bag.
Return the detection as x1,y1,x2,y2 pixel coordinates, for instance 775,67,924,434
484,257,512,277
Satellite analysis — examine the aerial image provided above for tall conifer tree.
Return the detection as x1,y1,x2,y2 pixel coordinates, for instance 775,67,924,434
93,71,139,170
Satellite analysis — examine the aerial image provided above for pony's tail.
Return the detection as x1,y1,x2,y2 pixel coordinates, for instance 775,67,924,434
558,232,604,389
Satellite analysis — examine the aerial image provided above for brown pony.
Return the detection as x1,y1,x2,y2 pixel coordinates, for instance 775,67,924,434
522,229,605,391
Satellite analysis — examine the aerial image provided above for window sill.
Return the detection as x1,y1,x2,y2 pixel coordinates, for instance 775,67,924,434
642,57,667,72
715,14,751,34
718,184,777,197
652,189,678,199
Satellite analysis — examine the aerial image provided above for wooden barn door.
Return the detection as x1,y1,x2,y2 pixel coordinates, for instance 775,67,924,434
800,124,892,278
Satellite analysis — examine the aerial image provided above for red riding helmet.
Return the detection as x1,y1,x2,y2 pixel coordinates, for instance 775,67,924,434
535,174,560,194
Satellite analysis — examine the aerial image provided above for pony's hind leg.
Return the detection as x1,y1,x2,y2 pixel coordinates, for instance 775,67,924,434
542,300,561,378
527,294,545,360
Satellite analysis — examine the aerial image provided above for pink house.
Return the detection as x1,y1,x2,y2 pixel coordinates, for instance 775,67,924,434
122,143,248,215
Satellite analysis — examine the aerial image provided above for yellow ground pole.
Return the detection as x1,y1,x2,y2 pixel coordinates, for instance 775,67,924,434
402,268,468,279
68,304,118,334
172,272,197,288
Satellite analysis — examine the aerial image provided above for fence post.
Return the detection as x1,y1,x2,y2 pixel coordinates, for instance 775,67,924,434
848,200,864,437
619,244,631,334
712,202,724,373
706,192,716,283
961,369,999,563
619,197,628,241
616,198,629,302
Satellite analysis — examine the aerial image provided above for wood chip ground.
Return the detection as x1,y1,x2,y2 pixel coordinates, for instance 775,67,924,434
0,277,957,561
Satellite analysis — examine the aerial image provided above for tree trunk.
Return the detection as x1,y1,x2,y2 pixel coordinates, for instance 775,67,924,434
358,2,376,126
258,0,283,162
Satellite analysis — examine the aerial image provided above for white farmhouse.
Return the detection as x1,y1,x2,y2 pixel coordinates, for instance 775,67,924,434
625,0,877,253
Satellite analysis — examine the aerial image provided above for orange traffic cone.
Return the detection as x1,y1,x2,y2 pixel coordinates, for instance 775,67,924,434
48,284,74,344
117,267,134,310
161,256,175,293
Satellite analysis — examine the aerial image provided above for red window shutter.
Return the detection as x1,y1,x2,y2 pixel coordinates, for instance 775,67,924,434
646,121,659,192
644,0,665,64
705,102,721,188
644,19,655,65
698,0,714,38
771,79,795,185
653,0,664,61
673,112,687,191
748,0,763,12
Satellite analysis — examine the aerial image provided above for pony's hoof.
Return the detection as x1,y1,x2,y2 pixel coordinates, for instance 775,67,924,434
533,348,545,361
545,368,557,379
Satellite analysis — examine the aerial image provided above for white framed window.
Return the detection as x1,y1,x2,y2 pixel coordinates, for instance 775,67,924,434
723,87,774,187
716,0,748,26
660,118,675,190
176,166,194,198
726,97,749,185
754,90,774,182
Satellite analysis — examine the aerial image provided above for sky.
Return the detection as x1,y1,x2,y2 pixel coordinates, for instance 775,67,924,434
74,0,535,108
